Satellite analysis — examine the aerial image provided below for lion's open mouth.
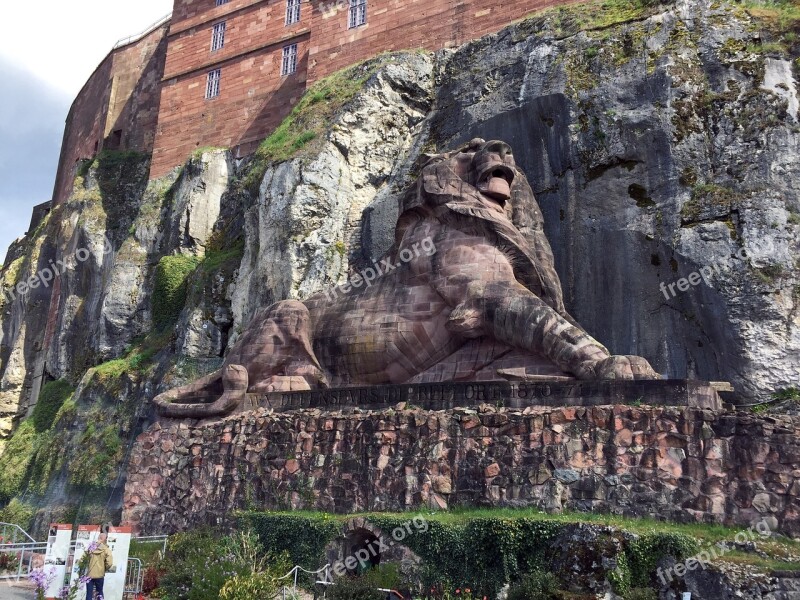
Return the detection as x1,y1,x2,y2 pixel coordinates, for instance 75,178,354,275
476,165,515,204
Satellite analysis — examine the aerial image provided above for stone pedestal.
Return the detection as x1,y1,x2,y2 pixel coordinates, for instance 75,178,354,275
238,379,722,414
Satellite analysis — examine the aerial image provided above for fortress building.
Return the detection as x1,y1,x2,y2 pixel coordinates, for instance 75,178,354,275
52,0,551,203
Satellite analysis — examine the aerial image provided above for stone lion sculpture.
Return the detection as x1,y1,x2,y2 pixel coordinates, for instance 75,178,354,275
155,139,659,418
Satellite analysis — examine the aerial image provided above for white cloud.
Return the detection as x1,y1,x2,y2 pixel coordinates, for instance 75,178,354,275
0,0,174,95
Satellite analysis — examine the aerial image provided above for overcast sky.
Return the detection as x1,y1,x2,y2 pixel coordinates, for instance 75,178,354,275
0,0,174,263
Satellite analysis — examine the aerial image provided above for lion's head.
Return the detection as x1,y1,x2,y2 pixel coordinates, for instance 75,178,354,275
396,138,570,317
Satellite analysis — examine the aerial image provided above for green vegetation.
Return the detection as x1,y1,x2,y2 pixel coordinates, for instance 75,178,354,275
240,510,704,595
516,0,667,41
753,263,786,283
90,329,173,389
191,146,227,160
0,420,38,502
67,423,123,487
507,570,561,600
243,54,409,191
681,183,740,222
0,498,36,531
153,255,201,330
31,380,74,433
773,386,800,401
328,565,400,600
156,528,290,600
741,0,800,32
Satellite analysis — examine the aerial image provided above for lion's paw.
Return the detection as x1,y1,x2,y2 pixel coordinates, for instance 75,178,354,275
594,355,660,380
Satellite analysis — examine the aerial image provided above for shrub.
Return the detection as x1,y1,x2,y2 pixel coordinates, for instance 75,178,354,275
326,564,402,600
506,570,561,600
0,550,20,572
327,575,385,600
143,565,165,594
626,533,699,588
219,571,280,600
157,528,288,600
32,380,74,432
0,498,36,531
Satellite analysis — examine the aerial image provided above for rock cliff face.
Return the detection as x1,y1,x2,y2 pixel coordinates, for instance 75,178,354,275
0,0,797,530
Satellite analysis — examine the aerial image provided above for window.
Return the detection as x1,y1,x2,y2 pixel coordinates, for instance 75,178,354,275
348,0,366,28
286,0,301,25
215,0,228,6
206,69,221,98
281,44,298,76
211,21,226,51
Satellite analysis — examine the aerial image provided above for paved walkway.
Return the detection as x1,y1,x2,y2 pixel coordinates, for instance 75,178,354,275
1,580,35,599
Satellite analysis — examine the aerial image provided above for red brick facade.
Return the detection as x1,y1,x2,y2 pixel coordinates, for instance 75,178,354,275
52,22,169,204
56,1,560,185
148,0,555,178
151,0,311,176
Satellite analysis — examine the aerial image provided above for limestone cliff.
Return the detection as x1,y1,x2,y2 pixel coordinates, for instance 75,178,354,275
0,0,797,531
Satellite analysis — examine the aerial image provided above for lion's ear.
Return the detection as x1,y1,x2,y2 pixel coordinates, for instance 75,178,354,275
460,138,485,153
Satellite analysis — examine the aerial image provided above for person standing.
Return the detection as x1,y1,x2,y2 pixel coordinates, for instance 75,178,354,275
86,533,114,599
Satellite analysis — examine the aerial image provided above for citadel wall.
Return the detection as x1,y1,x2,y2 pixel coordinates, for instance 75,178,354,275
147,0,563,177
52,22,169,204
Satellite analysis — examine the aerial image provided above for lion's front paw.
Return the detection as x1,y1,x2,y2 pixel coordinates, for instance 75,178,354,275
594,355,660,380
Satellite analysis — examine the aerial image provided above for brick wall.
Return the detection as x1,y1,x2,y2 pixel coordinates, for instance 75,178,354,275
51,24,168,205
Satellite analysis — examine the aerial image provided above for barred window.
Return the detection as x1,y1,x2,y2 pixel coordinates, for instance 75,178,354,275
286,0,301,25
211,22,226,51
206,69,221,98
215,0,228,6
348,0,366,28
281,44,298,76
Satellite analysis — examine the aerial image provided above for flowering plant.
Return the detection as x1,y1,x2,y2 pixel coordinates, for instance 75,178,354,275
29,567,57,600
58,576,91,600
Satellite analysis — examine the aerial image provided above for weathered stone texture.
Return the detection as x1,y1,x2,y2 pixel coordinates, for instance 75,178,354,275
123,404,800,536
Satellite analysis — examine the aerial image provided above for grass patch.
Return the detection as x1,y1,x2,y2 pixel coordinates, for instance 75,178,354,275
31,380,74,433
741,0,800,32
91,329,174,386
242,54,403,192
681,183,740,222
516,0,667,40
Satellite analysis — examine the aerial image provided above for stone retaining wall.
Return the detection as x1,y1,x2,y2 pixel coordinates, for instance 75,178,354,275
122,404,800,536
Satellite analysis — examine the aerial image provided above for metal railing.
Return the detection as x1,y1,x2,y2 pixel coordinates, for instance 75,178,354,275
279,563,331,599
0,522,36,545
113,12,172,49
125,557,144,595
